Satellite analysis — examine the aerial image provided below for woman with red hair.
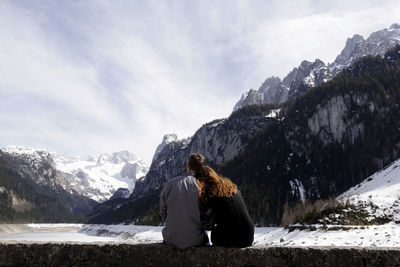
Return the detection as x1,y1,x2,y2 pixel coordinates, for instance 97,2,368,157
187,153,254,247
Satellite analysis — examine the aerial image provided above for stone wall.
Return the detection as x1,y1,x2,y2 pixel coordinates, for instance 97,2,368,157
1,242,400,267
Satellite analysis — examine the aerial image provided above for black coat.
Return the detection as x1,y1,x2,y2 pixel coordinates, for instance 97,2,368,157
203,191,254,248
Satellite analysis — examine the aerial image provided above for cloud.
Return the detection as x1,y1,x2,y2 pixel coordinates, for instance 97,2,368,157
0,0,399,163
244,0,400,85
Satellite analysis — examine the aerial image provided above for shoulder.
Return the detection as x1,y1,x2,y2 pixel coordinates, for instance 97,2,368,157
166,174,195,186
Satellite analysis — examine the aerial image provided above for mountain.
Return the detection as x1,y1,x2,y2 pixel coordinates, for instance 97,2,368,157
0,151,91,222
91,44,400,226
234,23,400,111
0,145,149,222
219,45,400,224
52,150,148,202
1,146,149,203
0,151,86,223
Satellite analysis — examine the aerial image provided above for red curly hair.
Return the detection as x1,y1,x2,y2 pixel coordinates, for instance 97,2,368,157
188,153,237,203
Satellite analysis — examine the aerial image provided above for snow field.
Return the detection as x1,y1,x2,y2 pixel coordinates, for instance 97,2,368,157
1,224,400,247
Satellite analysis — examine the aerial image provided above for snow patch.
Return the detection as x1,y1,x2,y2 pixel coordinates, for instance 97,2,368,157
265,109,281,118
2,224,400,247
289,179,306,203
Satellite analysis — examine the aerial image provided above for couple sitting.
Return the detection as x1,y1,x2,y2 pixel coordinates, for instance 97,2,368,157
160,153,254,250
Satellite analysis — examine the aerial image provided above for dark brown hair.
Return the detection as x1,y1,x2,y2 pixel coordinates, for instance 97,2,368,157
188,153,237,203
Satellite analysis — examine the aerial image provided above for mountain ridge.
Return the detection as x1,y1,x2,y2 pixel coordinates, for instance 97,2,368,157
234,23,400,111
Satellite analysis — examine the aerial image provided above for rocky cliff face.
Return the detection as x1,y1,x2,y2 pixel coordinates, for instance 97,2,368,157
110,188,131,200
307,94,376,145
234,23,400,111
132,110,276,199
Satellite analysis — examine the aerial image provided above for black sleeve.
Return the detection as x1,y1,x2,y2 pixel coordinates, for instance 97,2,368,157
200,202,215,231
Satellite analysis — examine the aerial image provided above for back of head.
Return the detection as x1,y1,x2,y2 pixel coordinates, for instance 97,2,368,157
188,153,206,177
188,153,237,202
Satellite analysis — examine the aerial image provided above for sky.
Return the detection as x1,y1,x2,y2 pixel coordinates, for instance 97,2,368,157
0,0,399,164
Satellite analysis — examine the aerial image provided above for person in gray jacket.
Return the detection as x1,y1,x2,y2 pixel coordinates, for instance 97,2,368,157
160,156,209,250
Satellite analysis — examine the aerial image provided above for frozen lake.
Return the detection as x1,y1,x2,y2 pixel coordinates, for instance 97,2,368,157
1,223,400,247
0,231,117,242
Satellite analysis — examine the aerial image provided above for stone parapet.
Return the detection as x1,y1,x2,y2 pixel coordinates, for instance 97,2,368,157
1,243,400,266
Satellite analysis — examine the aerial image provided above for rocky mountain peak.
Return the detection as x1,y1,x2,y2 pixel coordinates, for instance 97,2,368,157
334,34,365,65
390,23,400,30
152,134,179,162
258,76,281,94
233,23,400,112
299,60,312,68
96,151,138,165
233,89,264,111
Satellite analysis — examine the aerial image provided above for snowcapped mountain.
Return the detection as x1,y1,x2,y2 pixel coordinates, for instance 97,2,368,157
339,157,400,223
2,145,65,188
234,23,400,111
53,151,148,202
1,146,149,202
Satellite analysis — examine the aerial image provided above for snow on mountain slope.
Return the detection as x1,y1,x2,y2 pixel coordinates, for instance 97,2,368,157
339,157,400,222
1,146,149,203
52,151,148,202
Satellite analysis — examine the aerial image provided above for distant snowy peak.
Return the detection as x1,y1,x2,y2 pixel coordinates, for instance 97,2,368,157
53,150,149,202
234,23,400,111
97,150,140,165
2,145,53,161
52,153,95,164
